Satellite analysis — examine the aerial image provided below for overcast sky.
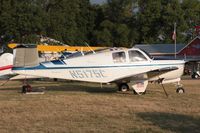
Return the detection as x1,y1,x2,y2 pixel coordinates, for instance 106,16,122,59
90,0,107,4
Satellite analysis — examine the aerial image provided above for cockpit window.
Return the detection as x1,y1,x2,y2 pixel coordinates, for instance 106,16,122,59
140,49,154,59
112,52,126,63
128,50,147,62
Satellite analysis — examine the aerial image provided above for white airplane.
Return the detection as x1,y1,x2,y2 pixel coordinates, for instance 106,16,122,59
0,53,13,78
12,46,185,95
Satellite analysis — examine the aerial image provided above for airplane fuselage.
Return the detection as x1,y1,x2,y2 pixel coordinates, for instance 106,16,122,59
13,48,185,83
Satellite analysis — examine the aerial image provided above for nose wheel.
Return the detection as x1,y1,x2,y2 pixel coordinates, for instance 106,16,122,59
176,82,185,94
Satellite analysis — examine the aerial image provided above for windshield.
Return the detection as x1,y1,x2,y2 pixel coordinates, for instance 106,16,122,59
128,50,147,62
140,49,154,60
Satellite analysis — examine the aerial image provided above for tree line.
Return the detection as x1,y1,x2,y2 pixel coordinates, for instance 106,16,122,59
0,0,199,47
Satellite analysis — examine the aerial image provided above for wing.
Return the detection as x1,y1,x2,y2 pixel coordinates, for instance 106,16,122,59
147,66,178,79
111,66,178,83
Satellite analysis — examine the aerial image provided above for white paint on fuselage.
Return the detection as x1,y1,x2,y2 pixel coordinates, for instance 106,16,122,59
13,48,185,83
0,53,13,77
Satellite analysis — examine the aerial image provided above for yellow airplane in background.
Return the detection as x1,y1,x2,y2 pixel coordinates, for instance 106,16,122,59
8,43,105,52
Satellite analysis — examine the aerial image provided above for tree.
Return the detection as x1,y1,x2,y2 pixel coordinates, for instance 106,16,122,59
181,0,200,39
45,0,95,45
0,0,199,46
0,0,17,43
0,0,48,43
14,0,47,43
93,20,114,46
161,0,187,43
106,0,133,23
137,0,163,43
113,24,130,47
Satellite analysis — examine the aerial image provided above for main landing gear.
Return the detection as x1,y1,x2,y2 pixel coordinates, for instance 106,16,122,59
118,83,130,92
117,82,147,95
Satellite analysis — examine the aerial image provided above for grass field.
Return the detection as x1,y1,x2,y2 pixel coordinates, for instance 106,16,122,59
0,78,199,133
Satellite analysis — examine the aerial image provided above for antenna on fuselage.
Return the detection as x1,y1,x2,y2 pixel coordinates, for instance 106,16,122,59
80,47,84,56
84,42,96,54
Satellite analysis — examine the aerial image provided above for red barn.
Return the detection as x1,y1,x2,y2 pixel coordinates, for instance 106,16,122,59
178,36,200,58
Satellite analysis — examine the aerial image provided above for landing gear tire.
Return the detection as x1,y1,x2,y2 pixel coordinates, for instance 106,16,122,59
176,87,185,94
194,74,198,79
118,83,129,92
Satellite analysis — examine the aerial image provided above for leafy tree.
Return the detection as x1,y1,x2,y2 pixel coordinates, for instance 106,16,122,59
137,0,164,43
106,0,133,23
137,0,189,44
75,0,95,45
93,20,114,46
14,1,46,43
181,0,200,39
160,0,187,43
0,0,17,42
0,0,199,47
45,0,95,45
113,24,130,47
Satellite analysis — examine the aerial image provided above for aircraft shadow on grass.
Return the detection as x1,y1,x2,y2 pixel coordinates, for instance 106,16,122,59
137,112,200,133
0,80,130,94
45,83,118,94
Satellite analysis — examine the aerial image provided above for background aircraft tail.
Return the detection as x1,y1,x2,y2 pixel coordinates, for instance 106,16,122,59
0,53,13,77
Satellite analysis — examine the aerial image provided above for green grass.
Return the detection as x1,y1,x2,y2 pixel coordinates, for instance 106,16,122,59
0,78,199,133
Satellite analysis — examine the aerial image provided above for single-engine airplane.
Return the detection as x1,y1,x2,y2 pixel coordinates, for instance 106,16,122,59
12,46,185,95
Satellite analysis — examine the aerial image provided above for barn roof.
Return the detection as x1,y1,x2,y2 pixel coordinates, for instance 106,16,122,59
135,36,200,55
134,44,186,55
177,36,200,54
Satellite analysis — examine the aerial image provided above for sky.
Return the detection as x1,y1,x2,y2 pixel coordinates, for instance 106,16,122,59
90,0,107,4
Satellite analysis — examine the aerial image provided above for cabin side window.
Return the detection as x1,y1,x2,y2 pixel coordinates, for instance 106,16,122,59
112,52,126,63
128,50,147,62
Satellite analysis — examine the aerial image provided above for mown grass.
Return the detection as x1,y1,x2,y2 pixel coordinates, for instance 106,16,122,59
0,78,199,133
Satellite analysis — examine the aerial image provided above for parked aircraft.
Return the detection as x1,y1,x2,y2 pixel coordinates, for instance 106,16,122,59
0,53,13,78
0,52,43,81
12,46,185,95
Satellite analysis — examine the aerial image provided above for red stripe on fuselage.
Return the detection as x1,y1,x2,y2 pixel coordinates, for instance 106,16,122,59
0,65,13,71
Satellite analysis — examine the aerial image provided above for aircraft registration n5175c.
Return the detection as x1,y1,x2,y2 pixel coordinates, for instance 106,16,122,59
12,45,185,95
